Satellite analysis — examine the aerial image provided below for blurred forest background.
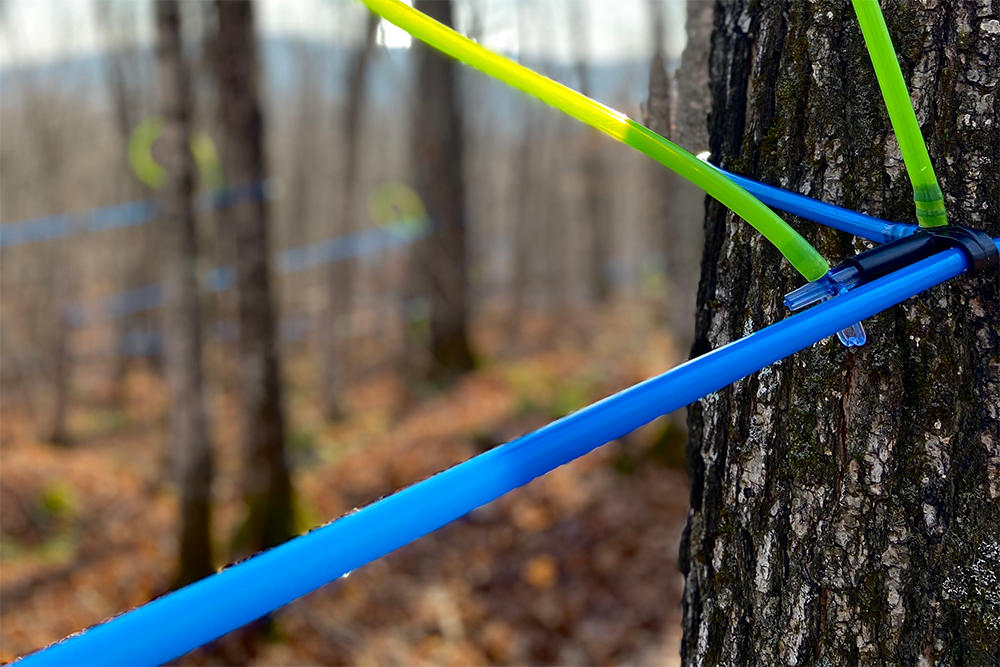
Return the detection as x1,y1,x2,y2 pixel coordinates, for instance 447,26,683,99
0,0,708,663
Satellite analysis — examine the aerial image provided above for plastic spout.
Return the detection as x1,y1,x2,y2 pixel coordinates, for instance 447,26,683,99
785,267,866,347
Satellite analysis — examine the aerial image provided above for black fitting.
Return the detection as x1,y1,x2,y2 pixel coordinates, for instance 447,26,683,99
841,224,998,285
926,225,998,274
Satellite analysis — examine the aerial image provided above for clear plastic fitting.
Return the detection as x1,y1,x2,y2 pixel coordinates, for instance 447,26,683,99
784,267,867,347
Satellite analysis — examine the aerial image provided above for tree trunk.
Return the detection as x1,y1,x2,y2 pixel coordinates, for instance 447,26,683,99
507,0,537,342
322,12,378,419
680,1,1000,665
643,0,675,297
213,0,294,553
96,0,157,390
46,267,71,447
411,0,476,385
674,0,712,154
569,1,613,305
155,0,214,587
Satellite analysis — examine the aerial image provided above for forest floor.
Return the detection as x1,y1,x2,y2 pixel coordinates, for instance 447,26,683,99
0,305,690,665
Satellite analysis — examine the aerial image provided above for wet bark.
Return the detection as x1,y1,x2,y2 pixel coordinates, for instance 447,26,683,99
213,0,294,552
681,1,1000,664
411,0,476,384
155,0,214,587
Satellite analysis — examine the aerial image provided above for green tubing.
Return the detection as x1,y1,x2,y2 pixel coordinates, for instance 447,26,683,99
852,0,947,228
129,116,225,191
129,116,167,189
362,0,829,281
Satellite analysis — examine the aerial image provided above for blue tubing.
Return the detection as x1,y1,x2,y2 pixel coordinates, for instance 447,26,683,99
0,183,271,249
718,168,917,243
17,242,994,667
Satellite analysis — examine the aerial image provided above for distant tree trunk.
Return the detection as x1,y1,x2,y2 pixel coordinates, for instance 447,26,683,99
25,89,73,447
507,0,536,341
46,268,71,446
674,0,712,154
284,42,321,341
643,0,674,282
568,1,612,305
213,0,294,553
411,0,475,384
666,0,711,350
681,2,999,665
322,12,378,419
96,0,158,391
642,0,688,462
155,0,214,587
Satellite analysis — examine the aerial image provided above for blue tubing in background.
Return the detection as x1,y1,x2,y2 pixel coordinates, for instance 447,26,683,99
718,169,917,243
16,242,993,667
0,183,271,249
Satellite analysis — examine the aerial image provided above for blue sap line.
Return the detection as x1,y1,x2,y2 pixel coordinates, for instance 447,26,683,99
66,219,428,326
717,169,917,243
17,240,993,667
0,183,271,249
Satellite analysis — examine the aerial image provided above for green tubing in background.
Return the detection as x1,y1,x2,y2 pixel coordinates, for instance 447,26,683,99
129,116,167,189
129,116,225,191
361,0,830,281
852,0,947,228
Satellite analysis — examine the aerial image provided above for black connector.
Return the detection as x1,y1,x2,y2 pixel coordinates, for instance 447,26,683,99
843,224,998,284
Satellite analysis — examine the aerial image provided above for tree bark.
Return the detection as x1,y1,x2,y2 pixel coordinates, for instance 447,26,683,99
680,2,1000,664
411,0,476,384
155,0,214,587
213,0,294,553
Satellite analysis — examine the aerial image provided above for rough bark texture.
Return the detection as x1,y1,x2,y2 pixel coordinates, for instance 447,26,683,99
681,1,1000,665
322,12,378,419
155,0,214,587
412,0,476,384
213,0,294,553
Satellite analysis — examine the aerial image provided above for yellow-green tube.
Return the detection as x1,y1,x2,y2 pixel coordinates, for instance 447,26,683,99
129,116,167,189
129,116,225,191
852,0,947,228
362,0,829,281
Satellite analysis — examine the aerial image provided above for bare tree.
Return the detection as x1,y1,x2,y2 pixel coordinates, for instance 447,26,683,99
653,0,708,350
507,0,537,340
95,0,160,390
155,0,214,586
410,0,475,384
682,1,999,663
642,0,675,299
568,0,612,305
322,11,378,419
212,0,294,552
673,0,711,153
